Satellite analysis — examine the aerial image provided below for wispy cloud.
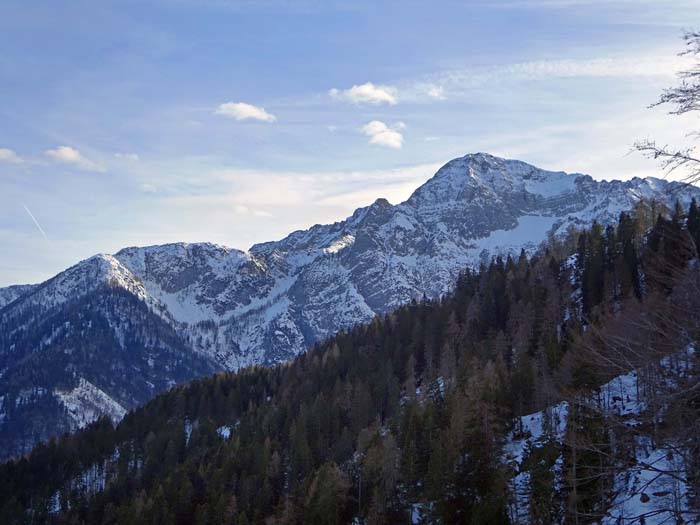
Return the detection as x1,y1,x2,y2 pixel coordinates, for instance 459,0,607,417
114,152,140,161
330,82,398,105
215,102,277,122
146,160,440,211
426,85,446,100
45,146,105,172
361,120,405,149
138,183,157,193
0,148,23,164
233,204,273,217
398,53,693,102
486,55,691,79
114,160,441,252
484,0,699,8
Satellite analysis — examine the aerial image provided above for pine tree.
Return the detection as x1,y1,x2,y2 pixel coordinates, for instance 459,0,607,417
304,462,350,525
688,197,700,251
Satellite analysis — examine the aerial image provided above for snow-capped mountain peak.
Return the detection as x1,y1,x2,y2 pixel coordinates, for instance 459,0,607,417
4,153,700,371
2,253,148,318
407,153,579,208
2,152,700,461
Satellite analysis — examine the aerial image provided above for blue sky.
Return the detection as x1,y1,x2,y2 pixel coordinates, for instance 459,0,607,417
1,0,698,285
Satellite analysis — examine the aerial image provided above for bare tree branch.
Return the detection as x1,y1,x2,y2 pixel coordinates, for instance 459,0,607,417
636,31,700,185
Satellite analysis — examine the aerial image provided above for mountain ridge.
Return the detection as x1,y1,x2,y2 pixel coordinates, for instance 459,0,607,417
2,152,700,460
4,202,699,524
4,153,700,369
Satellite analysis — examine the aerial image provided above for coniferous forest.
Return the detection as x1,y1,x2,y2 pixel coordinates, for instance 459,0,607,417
2,199,700,524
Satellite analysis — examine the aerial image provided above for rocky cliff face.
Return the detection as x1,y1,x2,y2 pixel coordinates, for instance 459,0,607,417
100,153,695,368
2,152,699,459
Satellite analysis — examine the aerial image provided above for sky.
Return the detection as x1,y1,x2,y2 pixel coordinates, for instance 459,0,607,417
1,0,699,286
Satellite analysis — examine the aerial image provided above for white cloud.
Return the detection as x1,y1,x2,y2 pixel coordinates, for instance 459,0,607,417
110,160,440,256
0,157,445,286
329,82,398,105
198,162,440,213
426,85,446,100
138,183,157,193
215,102,277,122
361,120,405,149
45,146,105,172
115,152,139,161
0,148,22,164
232,204,272,217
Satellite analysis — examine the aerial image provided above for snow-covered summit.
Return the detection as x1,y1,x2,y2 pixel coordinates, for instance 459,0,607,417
407,152,579,206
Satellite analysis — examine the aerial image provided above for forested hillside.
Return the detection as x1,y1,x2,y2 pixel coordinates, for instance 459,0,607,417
7,154,698,462
0,285,219,460
2,199,700,524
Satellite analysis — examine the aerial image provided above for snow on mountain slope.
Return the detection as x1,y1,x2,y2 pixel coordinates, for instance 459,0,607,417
55,378,127,429
0,280,219,460
0,284,37,309
113,243,254,323
0,254,152,351
5,153,700,372
3,254,148,317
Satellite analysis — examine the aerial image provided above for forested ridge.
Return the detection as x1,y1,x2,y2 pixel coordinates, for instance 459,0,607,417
3,198,700,524
0,283,219,460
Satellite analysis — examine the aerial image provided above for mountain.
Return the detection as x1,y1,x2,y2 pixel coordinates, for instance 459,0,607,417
1,152,699,460
2,208,699,524
0,257,218,458
0,284,37,309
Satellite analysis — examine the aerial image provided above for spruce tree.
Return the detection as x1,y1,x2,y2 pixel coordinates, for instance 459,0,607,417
689,197,700,251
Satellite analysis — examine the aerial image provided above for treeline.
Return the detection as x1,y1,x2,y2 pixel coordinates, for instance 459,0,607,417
1,199,699,524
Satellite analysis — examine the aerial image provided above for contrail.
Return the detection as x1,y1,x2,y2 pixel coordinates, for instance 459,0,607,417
22,203,50,243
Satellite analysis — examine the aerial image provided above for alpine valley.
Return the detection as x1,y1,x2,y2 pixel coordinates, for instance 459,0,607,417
2,152,699,461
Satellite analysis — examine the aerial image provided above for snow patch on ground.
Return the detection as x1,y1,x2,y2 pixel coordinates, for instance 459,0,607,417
503,401,569,524
602,436,692,525
599,346,697,524
216,425,231,439
504,346,699,524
